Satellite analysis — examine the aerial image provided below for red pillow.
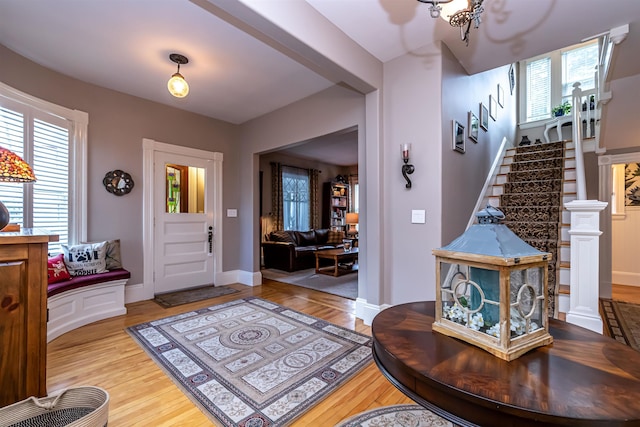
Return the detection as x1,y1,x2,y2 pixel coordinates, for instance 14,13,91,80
47,253,71,284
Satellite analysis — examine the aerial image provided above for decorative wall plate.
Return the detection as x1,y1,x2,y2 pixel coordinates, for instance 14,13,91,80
103,170,134,196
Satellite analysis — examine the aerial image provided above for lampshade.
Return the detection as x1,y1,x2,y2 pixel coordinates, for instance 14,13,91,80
0,146,36,231
346,212,359,225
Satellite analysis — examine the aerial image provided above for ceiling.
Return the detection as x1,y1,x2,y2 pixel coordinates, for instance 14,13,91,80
1,0,639,166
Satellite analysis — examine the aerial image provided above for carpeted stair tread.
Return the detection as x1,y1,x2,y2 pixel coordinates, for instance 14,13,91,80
503,179,563,194
516,141,564,153
501,206,561,223
501,193,561,207
509,157,564,172
514,149,564,162
508,169,564,182
504,222,560,240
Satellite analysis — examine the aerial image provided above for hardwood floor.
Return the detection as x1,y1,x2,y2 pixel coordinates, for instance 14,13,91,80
612,283,640,304
46,280,413,426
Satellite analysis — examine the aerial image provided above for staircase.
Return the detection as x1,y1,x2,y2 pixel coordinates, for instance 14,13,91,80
487,140,577,318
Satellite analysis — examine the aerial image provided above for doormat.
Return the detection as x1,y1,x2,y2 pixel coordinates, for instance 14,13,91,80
600,299,640,351
154,285,239,308
335,404,455,427
126,297,372,426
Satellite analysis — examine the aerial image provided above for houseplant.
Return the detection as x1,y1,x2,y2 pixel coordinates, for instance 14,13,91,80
551,101,571,117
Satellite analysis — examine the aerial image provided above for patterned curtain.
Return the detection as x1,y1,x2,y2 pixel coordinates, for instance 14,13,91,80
309,168,320,229
348,173,358,212
270,162,284,230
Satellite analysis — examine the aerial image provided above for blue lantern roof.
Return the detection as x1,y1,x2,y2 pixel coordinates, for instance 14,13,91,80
437,206,548,261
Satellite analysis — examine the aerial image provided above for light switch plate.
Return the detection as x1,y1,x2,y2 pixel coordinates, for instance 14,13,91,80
411,209,426,224
227,209,238,217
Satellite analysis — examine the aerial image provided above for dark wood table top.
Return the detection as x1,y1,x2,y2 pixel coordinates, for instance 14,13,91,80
315,247,358,258
372,301,640,427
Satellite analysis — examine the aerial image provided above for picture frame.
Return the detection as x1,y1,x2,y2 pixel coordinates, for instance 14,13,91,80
497,84,504,107
509,64,515,95
453,120,465,153
489,95,497,121
480,103,488,131
468,111,479,143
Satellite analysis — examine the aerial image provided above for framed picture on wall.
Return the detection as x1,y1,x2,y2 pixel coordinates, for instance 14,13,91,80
489,95,497,121
509,64,516,95
468,111,479,143
453,120,465,153
497,84,504,107
479,103,489,131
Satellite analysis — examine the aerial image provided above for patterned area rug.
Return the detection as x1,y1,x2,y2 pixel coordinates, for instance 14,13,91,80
261,268,357,300
154,285,239,308
126,297,372,426
335,404,455,427
600,299,640,351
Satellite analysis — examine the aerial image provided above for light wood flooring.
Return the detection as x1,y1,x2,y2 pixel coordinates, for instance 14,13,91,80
47,280,414,426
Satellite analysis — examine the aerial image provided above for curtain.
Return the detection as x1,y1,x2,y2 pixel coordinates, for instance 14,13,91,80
309,168,320,229
348,173,358,212
270,162,284,230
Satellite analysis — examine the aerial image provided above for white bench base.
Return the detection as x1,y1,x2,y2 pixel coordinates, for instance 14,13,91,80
47,278,128,343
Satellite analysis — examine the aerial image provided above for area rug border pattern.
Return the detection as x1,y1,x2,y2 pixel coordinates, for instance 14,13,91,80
600,298,639,350
126,297,373,426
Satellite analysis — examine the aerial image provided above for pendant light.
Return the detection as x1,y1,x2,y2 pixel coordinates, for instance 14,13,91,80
167,53,189,98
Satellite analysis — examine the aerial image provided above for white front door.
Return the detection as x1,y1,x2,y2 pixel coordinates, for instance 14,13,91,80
153,151,215,294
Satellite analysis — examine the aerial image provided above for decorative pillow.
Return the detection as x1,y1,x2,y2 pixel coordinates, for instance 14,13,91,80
327,230,345,245
47,253,71,284
62,242,108,276
83,239,122,270
269,230,296,244
314,228,329,244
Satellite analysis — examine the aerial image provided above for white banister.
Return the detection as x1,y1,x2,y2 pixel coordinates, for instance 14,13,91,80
571,82,587,200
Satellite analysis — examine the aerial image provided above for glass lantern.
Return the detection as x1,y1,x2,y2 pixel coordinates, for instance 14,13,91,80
432,206,553,361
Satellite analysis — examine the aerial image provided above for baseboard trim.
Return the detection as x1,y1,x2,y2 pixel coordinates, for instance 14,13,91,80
356,298,390,326
612,271,640,287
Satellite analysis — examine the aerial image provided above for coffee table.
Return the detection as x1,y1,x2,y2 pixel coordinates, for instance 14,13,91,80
315,247,358,277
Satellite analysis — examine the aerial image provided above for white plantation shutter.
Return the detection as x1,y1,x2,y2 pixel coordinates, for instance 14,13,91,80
32,119,69,253
526,57,551,122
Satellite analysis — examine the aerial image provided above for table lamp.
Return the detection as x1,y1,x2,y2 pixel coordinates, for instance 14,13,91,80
346,212,359,237
0,146,36,231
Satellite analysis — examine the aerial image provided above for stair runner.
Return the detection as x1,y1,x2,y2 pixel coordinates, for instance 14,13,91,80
500,141,565,318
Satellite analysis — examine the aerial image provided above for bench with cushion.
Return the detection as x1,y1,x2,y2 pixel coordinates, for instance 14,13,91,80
46,240,130,342
262,229,344,272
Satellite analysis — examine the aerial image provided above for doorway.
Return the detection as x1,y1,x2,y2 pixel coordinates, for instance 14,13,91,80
140,139,223,301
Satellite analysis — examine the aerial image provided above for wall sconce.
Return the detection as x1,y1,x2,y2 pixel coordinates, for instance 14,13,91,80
0,146,36,230
401,143,415,189
167,53,190,98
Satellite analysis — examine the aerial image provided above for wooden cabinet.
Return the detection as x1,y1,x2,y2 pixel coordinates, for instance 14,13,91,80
323,181,349,232
0,230,58,407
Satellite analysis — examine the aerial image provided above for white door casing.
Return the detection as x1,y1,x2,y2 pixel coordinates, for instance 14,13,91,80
134,139,223,302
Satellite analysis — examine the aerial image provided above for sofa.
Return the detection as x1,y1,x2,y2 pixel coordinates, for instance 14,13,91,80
262,229,345,272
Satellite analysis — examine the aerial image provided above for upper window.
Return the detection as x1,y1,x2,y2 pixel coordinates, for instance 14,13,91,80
521,40,598,123
0,83,88,253
282,166,310,231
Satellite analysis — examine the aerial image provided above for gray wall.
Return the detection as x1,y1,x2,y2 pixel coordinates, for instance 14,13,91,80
441,44,518,245
0,44,241,286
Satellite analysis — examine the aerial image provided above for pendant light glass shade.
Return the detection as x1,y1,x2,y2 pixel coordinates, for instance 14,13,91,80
168,72,189,98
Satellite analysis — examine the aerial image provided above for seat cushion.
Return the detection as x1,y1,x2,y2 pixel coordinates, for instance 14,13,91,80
47,268,131,297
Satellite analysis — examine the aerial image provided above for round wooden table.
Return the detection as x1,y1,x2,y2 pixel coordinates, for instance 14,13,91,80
371,301,640,426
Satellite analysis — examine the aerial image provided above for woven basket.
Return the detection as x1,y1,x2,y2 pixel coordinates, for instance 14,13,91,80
0,386,109,427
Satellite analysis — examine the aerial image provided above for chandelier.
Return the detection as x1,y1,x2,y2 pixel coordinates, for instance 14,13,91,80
417,0,485,46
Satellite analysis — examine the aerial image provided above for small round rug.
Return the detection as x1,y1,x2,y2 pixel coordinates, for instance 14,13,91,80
335,404,455,427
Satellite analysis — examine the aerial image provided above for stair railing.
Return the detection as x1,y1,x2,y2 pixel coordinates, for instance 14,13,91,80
571,82,587,200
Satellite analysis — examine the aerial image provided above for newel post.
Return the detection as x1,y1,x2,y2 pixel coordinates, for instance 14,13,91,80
564,200,608,333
